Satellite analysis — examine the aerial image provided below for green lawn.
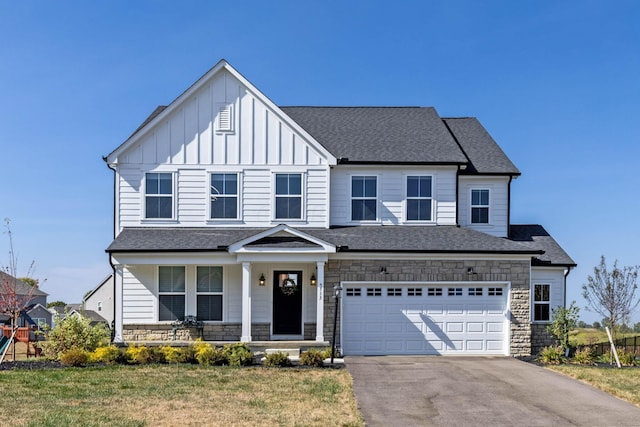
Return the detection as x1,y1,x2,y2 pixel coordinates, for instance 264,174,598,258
0,365,363,427
570,328,638,346
547,364,640,407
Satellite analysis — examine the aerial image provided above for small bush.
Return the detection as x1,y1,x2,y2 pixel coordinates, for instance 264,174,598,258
264,351,291,367
161,346,194,364
193,342,227,366
222,343,253,366
538,346,566,365
617,348,638,366
126,345,164,364
572,346,596,365
91,345,122,365
60,347,89,367
299,349,326,367
40,313,110,361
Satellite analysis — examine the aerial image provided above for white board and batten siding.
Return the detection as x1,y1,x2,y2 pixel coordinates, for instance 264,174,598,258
329,166,458,226
342,282,510,355
458,176,510,237
113,69,331,232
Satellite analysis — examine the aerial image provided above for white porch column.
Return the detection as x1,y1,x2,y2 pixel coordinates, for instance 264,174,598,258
241,262,252,342
113,263,124,343
315,261,325,341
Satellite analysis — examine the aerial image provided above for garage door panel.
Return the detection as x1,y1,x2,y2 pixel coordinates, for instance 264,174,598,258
343,284,508,356
467,322,484,333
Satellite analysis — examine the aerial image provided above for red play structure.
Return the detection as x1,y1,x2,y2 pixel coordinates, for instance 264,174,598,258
0,312,42,362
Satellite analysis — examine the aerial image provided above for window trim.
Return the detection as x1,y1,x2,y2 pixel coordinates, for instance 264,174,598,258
350,175,379,223
158,266,186,322
209,172,241,221
196,266,224,322
143,172,176,221
532,283,551,322
470,188,490,225
272,172,305,221
404,175,434,223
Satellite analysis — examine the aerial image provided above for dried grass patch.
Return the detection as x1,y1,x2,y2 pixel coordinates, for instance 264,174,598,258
0,365,363,426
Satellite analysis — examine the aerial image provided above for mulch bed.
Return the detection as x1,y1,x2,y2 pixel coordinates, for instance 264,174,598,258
0,360,64,371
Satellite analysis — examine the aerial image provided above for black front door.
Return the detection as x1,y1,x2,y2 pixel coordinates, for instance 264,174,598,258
272,271,303,335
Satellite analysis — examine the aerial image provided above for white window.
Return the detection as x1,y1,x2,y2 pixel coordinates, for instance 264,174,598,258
406,176,432,221
488,287,503,296
468,287,483,296
428,288,443,296
216,104,234,132
197,267,223,321
471,189,489,224
387,288,402,296
145,172,173,219
210,173,239,219
448,287,463,296
158,266,185,321
275,173,302,219
534,284,551,322
352,176,377,221
346,288,362,297
367,288,382,296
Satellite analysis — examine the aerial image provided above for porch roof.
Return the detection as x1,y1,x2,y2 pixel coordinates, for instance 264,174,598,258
107,225,553,258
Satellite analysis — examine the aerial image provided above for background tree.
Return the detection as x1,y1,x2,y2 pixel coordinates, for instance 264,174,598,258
19,277,39,288
47,301,67,309
592,321,601,329
0,220,42,360
582,256,640,337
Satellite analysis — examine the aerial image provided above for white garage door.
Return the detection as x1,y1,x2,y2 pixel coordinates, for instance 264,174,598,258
342,284,509,355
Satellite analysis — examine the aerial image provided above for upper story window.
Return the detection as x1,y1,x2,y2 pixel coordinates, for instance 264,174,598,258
471,189,489,224
406,176,433,221
158,266,185,321
210,173,238,219
352,176,377,221
145,173,173,219
275,173,302,219
533,283,550,322
197,266,223,321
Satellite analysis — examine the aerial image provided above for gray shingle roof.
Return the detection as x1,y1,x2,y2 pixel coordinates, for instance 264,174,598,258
0,271,48,296
509,224,576,267
281,107,469,164
107,226,543,256
443,118,520,175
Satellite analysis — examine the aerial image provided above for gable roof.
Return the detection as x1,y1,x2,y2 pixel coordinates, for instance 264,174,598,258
106,60,336,165
509,224,576,267
83,274,113,303
282,107,469,165
0,271,48,297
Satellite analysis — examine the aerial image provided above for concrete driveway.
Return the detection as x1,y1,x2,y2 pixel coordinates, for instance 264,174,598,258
345,356,640,426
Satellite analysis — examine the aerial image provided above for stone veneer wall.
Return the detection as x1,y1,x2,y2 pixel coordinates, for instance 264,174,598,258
531,323,557,355
123,322,271,342
323,259,532,357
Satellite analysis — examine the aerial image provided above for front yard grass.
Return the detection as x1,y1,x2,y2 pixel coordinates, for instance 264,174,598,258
0,364,363,426
547,364,640,407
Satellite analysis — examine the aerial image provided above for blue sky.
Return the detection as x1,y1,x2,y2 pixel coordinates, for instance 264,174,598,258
1,1,639,324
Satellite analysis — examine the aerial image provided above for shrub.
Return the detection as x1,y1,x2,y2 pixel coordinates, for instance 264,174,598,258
617,348,638,366
538,346,566,365
572,346,596,365
222,343,253,366
125,345,164,364
40,313,110,361
91,345,122,365
60,347,90,367
161,346,194,364
299,349,326,367
264,351,291,367
193,342,227,366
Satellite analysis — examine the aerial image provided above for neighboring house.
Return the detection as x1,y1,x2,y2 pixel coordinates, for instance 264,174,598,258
83,275,114,325
0,271,51,329
104,60,575,356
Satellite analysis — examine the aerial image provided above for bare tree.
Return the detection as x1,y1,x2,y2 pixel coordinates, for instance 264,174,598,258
0,220,41,360
582,256,640,337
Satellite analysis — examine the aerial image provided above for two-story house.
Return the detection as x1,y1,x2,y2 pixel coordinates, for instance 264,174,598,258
105,60,574,357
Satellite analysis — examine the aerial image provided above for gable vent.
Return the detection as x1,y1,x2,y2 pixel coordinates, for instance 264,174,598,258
217,104,233,132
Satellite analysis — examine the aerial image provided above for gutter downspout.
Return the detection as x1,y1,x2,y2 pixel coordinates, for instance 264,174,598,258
563,267,572,308
507,176,513,236
104,157,117,343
